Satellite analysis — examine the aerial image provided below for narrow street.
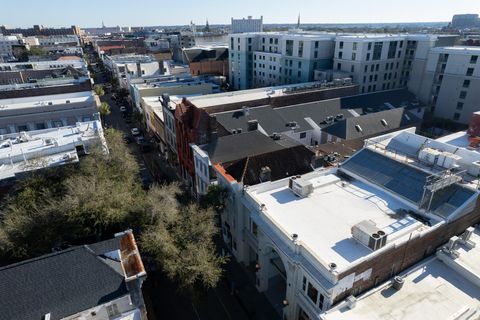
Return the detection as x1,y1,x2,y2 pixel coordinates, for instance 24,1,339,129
88,48,279,320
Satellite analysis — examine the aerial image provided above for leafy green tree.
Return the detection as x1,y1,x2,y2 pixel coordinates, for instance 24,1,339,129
0,129,225,289
94,84,105,97
28,47,47,56
98,101,111,117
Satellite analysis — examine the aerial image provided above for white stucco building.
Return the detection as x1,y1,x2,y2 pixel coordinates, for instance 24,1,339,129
213,127,480,320
103,54,161,88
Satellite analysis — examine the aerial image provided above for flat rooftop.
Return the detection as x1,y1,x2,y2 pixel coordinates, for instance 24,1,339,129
0,91,94,110
246,169,426,272
323,229,480,320
436,131,479,152
0,120,105,180
430,46,480,54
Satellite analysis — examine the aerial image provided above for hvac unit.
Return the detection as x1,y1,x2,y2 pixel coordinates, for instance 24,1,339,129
436,152,461,169
468,160,480,177
418,148,441,165
288,176,313,198
351,220,388,251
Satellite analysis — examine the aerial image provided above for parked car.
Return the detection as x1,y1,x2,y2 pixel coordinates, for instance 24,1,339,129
135,136,145,145
119,106,127,112
123,134,133,144
131,128,140,136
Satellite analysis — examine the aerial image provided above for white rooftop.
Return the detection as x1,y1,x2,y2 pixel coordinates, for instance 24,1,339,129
177,81,346,109
246,169,427,272
323,230,480,320
0,91,94,111
436,131,480,152
0,120,106,180
431,46,480,54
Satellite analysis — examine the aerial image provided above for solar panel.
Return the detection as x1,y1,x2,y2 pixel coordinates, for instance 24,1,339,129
341,149,475,218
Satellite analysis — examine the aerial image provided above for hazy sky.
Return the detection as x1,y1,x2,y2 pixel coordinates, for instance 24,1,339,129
1,0,478,27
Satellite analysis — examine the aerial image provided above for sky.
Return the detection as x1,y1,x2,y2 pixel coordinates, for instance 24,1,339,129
0,0,479,27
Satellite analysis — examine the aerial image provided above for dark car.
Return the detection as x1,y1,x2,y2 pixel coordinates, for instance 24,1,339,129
123,134,133,144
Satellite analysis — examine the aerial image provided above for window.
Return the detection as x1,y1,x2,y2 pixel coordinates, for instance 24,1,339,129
352,42,357,50
315,41,319,49
457,102,464,110
302,276,307,291
373,42,383,60
351,65,355,72
387,41,397,59
106,304,120,317
351,52,356,60
339,41,344,49
300,132,307,139
337,63,341,70
319,294,325,310
459,91,467,99
338,51,343,59
286,40,294,56
35,123,46,130
366,53,370,61
17,125,28,132
298,61,302,68
466,68,474,76
364,65,368,72
368,42,372,50
251,221,258,237
471,55,478,64
298,40,304,57
463,80,471,88
453,113,461,121
307,282,319,304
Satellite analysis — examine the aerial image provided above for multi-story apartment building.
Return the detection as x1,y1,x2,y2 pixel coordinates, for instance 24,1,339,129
229,32,335,90
415,46,480,124
231,16,263,34
333,34,458,95
0,35,23,60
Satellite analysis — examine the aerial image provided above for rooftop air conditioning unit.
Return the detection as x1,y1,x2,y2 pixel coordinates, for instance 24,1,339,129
468,160,480,177
418,148,441,165
351,220,387,251
288,176,313,198
436,152,461,169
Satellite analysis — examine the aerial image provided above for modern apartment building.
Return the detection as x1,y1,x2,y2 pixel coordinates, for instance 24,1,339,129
333,34,458,95
415,46,480,124
228,32,335,90
231,16,263,34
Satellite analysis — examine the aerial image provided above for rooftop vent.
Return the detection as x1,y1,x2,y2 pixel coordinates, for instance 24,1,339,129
381,119,388,126
286,121,298,128
335,113,344,121
351,220,387,251
355,125,363,133
247,119,258,131
48,102,53,106
271,132,281,140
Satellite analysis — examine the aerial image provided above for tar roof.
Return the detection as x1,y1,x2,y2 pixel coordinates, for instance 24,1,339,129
0,240,128,320
276,89,421,131
322,108,421,140
214,106,288,135
202,130,289,164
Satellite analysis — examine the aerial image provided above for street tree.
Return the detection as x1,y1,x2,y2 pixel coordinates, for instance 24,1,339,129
98,102,111,117
94,84,105,97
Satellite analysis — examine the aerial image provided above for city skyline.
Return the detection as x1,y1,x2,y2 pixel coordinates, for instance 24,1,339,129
1,0,478,27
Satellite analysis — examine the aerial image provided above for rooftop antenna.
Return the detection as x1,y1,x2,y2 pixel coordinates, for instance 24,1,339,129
102,20,105,28
297,13,301,29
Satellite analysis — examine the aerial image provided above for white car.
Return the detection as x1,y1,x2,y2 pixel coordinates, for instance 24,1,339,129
119,106,127,112
131,128,140,136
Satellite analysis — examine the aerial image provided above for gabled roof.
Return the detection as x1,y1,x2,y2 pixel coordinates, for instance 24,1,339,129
224,145,314,185
322,108,421,140
215,106,288,135
0,237,133,320
202,131,289,164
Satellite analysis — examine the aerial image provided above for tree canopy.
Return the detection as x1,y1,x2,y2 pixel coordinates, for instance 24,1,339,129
0,129,224,288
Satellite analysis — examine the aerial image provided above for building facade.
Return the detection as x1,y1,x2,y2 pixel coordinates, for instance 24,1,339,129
229,32,335,90
415,46,480,124
231,16,263,34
